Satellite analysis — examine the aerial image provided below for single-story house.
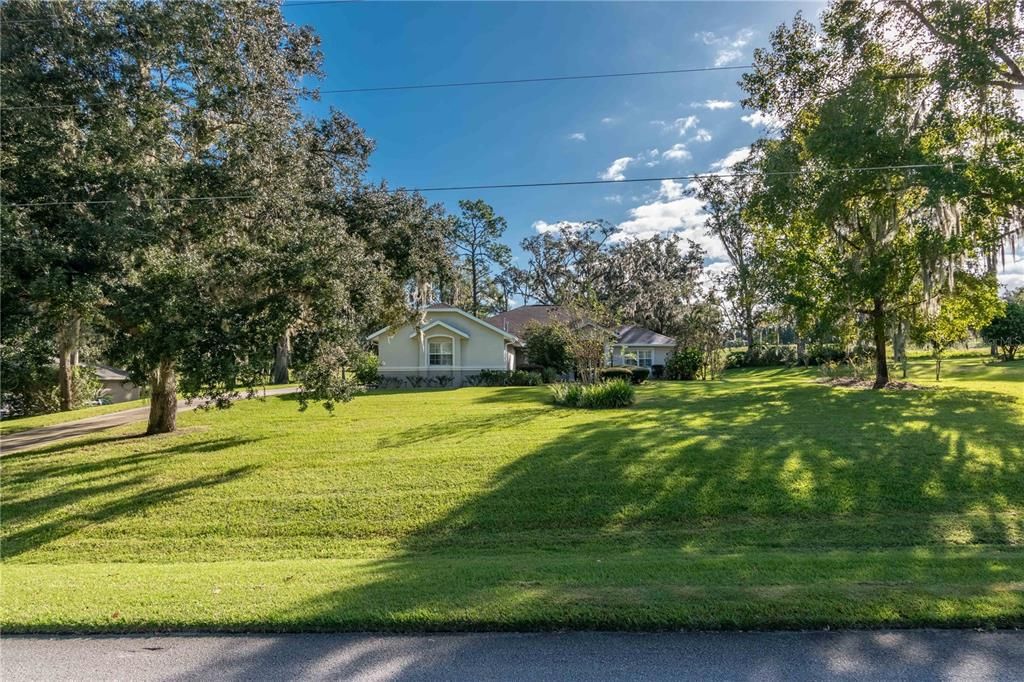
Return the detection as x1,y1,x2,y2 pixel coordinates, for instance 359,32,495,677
368,304,519,385
609,324,677,369
370,304,676,385
93,365,141,403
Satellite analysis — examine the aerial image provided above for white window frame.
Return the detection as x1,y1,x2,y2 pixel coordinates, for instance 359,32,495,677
428,339,453,366
636,349,653,368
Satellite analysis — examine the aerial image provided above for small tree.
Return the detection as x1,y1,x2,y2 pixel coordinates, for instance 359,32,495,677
982,289,1024,361
522,322,573,374
912,275,1003,381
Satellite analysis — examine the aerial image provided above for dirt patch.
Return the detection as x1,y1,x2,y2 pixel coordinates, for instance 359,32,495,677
816,377,930,390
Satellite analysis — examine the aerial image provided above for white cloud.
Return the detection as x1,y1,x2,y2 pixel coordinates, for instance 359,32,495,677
691,128,713,143
999,256,1024,292
568,132,586,141
604,195,623,204
661,143,692,162
532,220,587,234
696,28,754,67
658,179,686,200
655,115,699,136
601,116,618,125
693,99,736,110
714,49,743,67
600,156,634,181
740,110,784,129
615,196,726,259
710,146,751,171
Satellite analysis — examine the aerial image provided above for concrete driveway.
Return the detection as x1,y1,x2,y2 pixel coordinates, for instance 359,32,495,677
3,631,1023,681
0,387,298,455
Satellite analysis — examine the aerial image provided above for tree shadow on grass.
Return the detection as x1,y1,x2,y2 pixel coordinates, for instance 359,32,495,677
276,374,1024,629
1,436,263,559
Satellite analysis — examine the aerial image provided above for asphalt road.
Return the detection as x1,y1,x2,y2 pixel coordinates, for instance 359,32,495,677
0,387,298,455
3,631,1023,681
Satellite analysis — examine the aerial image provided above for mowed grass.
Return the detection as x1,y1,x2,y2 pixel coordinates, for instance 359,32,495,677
2,358,1023,631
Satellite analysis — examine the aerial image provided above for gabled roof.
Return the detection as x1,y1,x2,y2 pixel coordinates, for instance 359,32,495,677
616,324,676,346
411,320,470,339
368,305,518,342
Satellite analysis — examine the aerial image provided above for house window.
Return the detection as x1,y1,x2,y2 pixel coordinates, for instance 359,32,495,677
636,349,653,368
429,340,453,366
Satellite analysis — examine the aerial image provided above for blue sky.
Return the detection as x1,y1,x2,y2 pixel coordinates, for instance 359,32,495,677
284,0,1024,292
283,0,825,272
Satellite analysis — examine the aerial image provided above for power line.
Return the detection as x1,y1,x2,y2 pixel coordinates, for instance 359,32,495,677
0,65,751,111
3,160,1018,208
317,65,753,94
405,161,1018,193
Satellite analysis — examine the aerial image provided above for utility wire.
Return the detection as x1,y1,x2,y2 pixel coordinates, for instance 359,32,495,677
317,65,753,94
0,65,751,110
3,160,1019,208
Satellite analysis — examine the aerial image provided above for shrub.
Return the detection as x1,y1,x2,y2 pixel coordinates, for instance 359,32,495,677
405,375,428,388
508,370,543,386
982,296,1024,361
650,364,665,379
551,379,635,409
726,345,799,368
463,374,482,387
805,343,846,366
550,382,584,407
629,367,650,384
598,366,633,381
522,322,574,373
540,367,560,384
517,363,545,374
665,348,702,380
435,375,453,388
478,369,511,386
351,352,380,385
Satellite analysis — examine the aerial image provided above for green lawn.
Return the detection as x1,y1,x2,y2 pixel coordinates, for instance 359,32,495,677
2,358,1022,631
0,399,149,435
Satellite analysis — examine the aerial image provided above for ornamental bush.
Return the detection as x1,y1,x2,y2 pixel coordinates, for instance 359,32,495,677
629,367,650,384
598,366,633,381
665,348,702,380
351,352,380,385
551,379,634,409
508,370,543,386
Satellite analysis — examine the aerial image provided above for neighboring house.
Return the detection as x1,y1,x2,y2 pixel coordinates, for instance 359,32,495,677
93,365,141,403
369,303,678,386
487,305,676,370
368,304,518,385
609,324,677,370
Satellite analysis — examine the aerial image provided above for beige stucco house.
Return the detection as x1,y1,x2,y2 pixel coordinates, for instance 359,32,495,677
370,304,677,385
368,304,518,384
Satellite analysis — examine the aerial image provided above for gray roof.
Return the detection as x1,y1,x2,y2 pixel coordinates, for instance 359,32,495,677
485,305,579,337
485,306,675,346
616,324,676,346
92,365,132,382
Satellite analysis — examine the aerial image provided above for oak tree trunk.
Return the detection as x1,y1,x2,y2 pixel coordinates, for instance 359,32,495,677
871,298,890,389
146,359,178,434
57,347,73,412
55,317,81,411
271,329,291,384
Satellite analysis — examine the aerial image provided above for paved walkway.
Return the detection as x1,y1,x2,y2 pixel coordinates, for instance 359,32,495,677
3,631,1023,681
0,387,298,455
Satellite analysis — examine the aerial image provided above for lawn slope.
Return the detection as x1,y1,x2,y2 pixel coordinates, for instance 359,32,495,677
2,358,1022,631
